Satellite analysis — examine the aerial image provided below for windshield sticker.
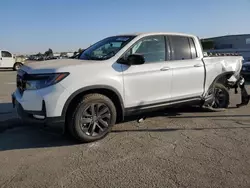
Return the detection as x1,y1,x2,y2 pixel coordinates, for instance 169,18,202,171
116,37,130,41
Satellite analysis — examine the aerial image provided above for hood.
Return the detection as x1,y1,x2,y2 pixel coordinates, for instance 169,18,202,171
21,59,101,74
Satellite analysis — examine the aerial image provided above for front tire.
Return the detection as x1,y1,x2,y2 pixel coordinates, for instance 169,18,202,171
13,62,23,71
68,93,117,143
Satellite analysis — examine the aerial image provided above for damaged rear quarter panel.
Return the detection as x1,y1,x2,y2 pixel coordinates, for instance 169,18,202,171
203,56,243,93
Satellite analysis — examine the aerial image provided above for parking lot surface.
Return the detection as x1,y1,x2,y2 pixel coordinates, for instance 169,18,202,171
0,71,250,188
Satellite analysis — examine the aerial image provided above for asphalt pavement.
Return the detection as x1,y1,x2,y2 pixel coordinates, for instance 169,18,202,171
0,70,250,188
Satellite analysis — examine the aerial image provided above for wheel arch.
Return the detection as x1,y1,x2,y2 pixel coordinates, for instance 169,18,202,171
13,62,23,66
216,71,235,85
205,71,234,95
62,85,125,123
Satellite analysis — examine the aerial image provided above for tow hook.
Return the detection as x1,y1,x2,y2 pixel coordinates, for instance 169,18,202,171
232,76,250,108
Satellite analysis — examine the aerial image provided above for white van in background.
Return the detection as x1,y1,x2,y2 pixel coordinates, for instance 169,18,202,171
0,50,23,71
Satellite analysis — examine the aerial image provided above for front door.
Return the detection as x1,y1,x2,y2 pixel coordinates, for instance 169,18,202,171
1,51,14,68
120,35,173,109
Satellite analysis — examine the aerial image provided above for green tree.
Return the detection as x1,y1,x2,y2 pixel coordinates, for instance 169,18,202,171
78,48,83,53
36,52,42,56
44,48,53,57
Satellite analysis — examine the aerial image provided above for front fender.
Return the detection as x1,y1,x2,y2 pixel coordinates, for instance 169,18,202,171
61,84,125,118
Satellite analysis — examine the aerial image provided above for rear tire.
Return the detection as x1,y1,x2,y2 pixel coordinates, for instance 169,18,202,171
67,93,117,143
204,83,230,110
13,62,23,71
212,83,230,108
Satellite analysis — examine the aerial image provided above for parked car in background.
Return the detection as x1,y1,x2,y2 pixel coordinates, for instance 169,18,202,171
69,52,81,59
28,55,59,61
0,50,24,70
44,56,58,60
69,50,85,59
12,32,248,143
241,60,250,80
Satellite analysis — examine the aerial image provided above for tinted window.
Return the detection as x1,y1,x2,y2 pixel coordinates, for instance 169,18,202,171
170,36,192,60
124,35,166,63
1,51,12,58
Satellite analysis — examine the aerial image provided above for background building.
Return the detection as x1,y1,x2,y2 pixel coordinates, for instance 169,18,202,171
201,34,250,62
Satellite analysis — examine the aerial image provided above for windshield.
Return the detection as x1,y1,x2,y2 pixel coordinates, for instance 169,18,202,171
79,35,136,61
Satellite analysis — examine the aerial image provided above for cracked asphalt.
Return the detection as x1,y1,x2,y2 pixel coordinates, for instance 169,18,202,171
0,71,250,188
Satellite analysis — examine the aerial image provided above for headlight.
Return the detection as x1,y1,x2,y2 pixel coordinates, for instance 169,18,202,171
25,72,69,90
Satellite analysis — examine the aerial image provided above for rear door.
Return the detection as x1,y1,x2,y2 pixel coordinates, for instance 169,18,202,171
1,51,14,68
167,35,205,100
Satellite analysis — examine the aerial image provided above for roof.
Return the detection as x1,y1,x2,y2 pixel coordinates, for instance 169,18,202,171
114,32,197,38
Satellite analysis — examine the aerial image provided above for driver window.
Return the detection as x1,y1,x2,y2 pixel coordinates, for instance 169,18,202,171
124,35,166,63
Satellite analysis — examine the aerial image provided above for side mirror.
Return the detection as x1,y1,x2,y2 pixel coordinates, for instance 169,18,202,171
127,54,145,65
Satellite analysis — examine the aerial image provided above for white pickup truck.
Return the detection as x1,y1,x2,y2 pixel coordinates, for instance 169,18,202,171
12,32,249,143
0,50,23,70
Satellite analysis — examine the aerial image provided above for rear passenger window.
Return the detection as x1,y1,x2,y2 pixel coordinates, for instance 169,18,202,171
169,36,197,60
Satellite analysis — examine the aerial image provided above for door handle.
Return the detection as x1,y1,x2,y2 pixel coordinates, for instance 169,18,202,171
194,63,203,67
160,67,170,71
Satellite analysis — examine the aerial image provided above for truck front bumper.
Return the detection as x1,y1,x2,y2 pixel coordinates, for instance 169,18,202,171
12,93,65,134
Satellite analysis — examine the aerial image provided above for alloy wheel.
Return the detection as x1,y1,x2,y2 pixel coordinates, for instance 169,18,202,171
79,103,111,137
211,88,228,108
